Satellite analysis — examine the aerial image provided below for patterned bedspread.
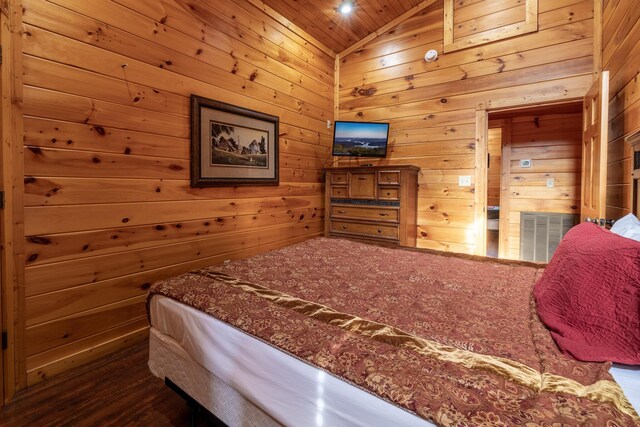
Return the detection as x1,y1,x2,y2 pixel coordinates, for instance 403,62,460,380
148,237,639,426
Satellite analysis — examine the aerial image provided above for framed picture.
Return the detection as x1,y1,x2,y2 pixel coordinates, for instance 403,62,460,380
190,95,279,187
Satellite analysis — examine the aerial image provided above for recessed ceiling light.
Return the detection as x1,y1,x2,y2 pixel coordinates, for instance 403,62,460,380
339,2,353,14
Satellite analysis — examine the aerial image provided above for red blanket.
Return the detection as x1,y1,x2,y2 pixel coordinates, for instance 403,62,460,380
535,223,640,364
150,237,639,426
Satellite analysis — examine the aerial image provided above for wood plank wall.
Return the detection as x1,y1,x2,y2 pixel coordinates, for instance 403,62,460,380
20,0,334,385
504,112,583,259
451,0,526,41
603,0,640,218
338,0,594,254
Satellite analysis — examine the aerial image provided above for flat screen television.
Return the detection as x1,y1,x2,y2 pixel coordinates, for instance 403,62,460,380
332,121,389,157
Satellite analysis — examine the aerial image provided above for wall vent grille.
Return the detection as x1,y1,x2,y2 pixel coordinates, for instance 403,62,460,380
520,212,578,262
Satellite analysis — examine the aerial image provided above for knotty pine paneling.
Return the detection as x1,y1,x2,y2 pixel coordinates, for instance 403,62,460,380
22,0,333,385
603,0,640,218
338,0,593,253
505,113,583,259
453,0,524,39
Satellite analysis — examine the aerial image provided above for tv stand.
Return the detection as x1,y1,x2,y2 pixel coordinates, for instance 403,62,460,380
324,165,419,247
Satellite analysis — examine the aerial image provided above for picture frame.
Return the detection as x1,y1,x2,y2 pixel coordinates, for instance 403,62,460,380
190,95,279,187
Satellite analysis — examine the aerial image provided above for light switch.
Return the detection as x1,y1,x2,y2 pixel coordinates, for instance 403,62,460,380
546,178,555,188
520,159,532,168
458,175,471,187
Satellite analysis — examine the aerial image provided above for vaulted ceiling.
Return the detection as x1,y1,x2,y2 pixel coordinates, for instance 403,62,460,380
260,0,425,53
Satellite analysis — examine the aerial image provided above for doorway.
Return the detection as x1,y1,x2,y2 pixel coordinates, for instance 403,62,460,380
484,102,584,261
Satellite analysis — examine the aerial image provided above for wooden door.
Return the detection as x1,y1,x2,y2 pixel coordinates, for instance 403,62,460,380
0,9,4,405
581,71,609,222
0,0,23,403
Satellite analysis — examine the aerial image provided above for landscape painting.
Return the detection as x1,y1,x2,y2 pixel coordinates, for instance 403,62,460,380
210,122,268,168
191,95,279,187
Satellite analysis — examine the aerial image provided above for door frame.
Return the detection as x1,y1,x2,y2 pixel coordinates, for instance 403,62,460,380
474,108,488,256
474,99,584,257
486,120,512,259
0,0,25,405
0,6,5,406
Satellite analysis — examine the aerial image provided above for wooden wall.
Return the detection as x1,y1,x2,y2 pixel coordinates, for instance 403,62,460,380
451,0,526,38
20,0,333,385
338,0,594,254
603,0,640,217
502,112,583,259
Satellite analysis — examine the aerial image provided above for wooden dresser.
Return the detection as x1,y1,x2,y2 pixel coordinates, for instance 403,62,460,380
324,165,419,246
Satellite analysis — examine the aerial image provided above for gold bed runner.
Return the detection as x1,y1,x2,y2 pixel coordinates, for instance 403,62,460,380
196,269,638,420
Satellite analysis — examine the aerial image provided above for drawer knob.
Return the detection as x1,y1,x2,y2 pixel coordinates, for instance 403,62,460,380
386,176,391,180
377,229,382,233
379,213,389,217
337,210,346,214
342,225,347,230
387,192,391,196
358,176,368,180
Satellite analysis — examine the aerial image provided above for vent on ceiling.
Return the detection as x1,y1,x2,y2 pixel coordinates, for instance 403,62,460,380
520,212,579,262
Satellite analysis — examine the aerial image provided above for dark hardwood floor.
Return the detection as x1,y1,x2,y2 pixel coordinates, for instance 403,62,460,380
0,339,219,426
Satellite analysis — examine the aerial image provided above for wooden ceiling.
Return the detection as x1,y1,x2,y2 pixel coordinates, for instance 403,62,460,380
259,0,425,53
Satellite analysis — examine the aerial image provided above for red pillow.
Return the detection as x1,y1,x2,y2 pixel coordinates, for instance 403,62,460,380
534,222,640,364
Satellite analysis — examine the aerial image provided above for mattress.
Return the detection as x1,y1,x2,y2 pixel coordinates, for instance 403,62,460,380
149,295,433,427
149,295,640,426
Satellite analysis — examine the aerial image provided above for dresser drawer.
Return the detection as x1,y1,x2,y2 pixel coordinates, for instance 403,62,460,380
349,172,376,198
331,205,399,222
330,220,399,240
378,187,399,200
331,186,348,198
331,172,348,184
378,171,400,185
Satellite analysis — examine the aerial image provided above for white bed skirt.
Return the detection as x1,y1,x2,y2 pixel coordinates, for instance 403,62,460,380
149,327,283,426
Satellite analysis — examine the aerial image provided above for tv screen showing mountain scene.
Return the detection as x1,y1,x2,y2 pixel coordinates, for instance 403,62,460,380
332,121,389,157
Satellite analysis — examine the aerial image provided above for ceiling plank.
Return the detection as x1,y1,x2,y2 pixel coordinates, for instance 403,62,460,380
362,0,396,26
340,0,440,57
243,0,336,57
267,0,356,50
259,0,428,53
313,0,371,41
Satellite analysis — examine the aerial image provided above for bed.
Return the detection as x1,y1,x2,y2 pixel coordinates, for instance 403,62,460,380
147,225,640,426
